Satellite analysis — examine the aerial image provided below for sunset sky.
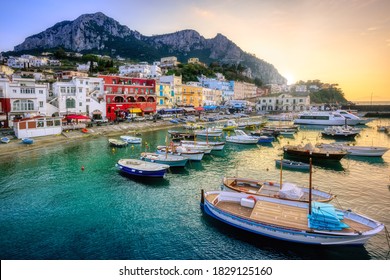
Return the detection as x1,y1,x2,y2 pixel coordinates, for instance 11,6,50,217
0,0,389,102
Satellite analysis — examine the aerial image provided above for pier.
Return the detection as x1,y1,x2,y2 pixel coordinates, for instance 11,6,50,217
341,104,390,117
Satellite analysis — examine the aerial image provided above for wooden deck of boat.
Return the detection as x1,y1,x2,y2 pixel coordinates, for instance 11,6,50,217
206,194,372,233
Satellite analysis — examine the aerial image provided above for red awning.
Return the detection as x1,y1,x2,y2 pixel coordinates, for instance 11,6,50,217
195,107,204,111
66,114,90,120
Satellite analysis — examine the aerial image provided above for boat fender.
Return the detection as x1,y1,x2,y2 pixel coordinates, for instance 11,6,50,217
247,196,257,202
269,182,274,186
81,166,85,171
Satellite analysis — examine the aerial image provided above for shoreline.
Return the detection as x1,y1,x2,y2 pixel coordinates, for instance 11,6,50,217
0,120,181,158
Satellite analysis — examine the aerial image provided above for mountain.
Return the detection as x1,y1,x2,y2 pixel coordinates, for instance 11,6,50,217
14,12,286,84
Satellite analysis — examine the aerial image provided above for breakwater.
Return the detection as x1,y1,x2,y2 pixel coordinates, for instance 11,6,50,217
341,105,390,117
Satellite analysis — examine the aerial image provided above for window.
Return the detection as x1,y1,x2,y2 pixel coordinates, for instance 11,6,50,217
39,101,43,107
79,88,83,93
39,90,43,94
12,100,34,111
79,102,82,106
66,98,76,108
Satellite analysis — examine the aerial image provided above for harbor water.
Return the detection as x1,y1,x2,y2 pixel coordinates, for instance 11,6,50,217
1,118,390,260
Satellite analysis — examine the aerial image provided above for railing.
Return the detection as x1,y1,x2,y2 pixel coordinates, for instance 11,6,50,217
62,123,86,130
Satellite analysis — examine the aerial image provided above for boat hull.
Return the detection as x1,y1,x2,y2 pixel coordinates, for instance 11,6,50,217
283,149,346,161
140,153,188,167
202,191,384,245
117,163,167,178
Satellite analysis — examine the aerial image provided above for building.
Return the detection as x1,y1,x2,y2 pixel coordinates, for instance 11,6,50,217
233,81,257,100
99,75,157,121
181,83,203,107
158,75,182,107
13,116,62,139
160,56,179,69
51,77,106,119
202,88,222,106
0,77,49,127
256,93,310,112
198,77,234,103
155,82,174,109
119,62,162,78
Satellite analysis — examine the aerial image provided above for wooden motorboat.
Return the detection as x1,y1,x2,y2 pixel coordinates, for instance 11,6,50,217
283,143,347,161
222,177,334,202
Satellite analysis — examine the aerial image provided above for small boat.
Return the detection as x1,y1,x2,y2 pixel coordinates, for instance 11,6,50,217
222,177,334,202
116,159,170,178
180,140,225,151
156,145,204,161
81,128,88,133
201,190,384,245
120,135,142,144
275,159,310,170
108,138,128,147
140,152,188,167
178,142,212,154
194,127,223,137
1,137,10,144
226,130,259,144
168,130,196,141
222,120,238,131
317,143,390,157
257,135,274,143
321,126,360,138
283,143,347,161
22,138,34,144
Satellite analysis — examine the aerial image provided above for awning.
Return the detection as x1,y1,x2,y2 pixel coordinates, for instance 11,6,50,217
66,114,90,120
128,108,142,113
194,107,204,111
182,107,196,112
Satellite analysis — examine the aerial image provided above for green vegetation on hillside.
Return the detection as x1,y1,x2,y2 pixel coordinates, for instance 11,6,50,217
167,61,263,86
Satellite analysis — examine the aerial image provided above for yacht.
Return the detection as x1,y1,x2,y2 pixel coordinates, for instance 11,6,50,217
335,110,374,125
293,111,360,126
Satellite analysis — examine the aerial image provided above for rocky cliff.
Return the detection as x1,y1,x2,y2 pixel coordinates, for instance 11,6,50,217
14,12,286,84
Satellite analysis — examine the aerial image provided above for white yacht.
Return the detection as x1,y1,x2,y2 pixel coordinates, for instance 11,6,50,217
293,111,360,126
335,110,374,125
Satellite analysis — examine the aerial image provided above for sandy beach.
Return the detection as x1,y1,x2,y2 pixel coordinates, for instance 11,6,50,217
0,119,181,158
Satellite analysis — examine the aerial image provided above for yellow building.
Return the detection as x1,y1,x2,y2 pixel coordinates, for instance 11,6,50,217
181,83,203,107
155,82,173,109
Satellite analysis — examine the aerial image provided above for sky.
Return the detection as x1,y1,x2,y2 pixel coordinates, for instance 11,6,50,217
0,0,389,102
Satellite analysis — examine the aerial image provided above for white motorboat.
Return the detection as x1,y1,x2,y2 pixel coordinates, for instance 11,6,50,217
120,135,142,144
194,127,223,137
180,140,225,151
317,143,390,157
321,126,360,138
156,145,204,161
335,110,374,125
294,111,360,126
226,130,259,144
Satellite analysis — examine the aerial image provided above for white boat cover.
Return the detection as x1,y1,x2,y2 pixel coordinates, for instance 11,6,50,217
279,183,304,200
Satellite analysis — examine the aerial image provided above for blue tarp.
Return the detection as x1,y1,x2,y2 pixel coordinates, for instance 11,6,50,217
203,105,217,110
158,108,183,114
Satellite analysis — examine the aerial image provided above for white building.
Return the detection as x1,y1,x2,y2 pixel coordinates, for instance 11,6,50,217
52,77,106,119
0,77,49,127
202,88,222,106
256,93,310,112
160,56,179,68
119,62,162,78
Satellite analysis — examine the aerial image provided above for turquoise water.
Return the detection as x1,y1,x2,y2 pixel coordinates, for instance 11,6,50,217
1,118,390,260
